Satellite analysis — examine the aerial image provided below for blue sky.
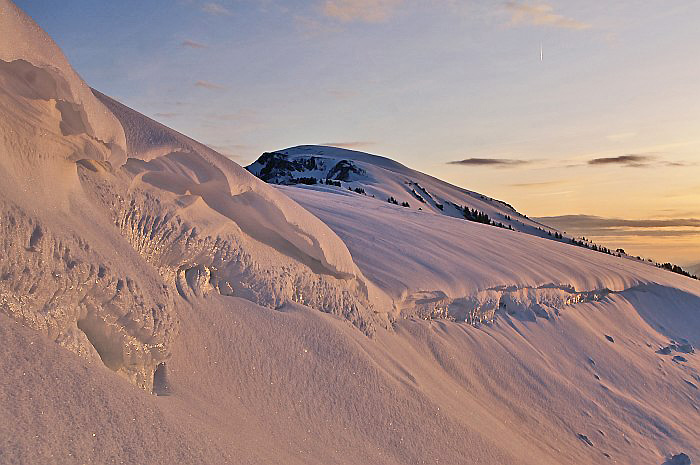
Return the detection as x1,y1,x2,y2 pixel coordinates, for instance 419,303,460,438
15,0,700,264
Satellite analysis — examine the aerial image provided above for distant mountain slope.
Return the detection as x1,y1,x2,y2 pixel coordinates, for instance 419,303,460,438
688,262,700,277
247,145,562,240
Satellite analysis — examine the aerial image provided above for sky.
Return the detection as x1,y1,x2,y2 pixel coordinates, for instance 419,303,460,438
14,0,700,266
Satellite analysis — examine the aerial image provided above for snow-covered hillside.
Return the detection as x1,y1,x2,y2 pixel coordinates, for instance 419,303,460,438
281,185,700,321
246,145,564,240
1,1,699,464
0,0,390,394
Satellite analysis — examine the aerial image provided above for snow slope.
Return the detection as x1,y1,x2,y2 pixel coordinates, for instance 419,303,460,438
247,145,562,240
1,2,699,464
0,0,389,396
282,185,700,321
3,282,700,465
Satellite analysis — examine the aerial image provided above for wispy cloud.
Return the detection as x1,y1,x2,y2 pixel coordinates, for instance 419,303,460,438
322,0,403,23
198,110,262,133
664,161,694,167
536,215,700,230
448,157,533,167
587,154,655,167
202,2,232,16
534,214,700,264
504,2,591,30
207,144,251,159
580,152,695,168
318,141,376,149
195,80,226,91
509,180,568,189
295,15,340,37
182,40,207,49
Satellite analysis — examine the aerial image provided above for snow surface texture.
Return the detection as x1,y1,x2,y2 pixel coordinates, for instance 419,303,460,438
1,1,699,463
0,0,125,166
282,184,700,322
246,145,559,240
0,0,389,394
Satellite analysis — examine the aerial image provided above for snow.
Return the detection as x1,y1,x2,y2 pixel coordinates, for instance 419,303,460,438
1,2,699,464
0,0,389,393
281,180,700,309
0,0,126,165
3,287,699,464
247,144,559,240
93,93,361,281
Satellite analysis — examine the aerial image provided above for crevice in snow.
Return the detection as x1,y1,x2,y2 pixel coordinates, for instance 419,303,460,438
152,362,170,396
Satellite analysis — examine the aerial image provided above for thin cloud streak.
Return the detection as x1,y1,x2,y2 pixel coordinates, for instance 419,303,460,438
448,157,532,167
205,111,257,121
579,229,700,238
206,144,247,159
581,152,694,168
182,40,207,49
322,0,403,23
295,15,340,37
327,89,359,99
606,132,637,141
509,180,568,189
202,2,232,16
195,80,226,90
505,2,591,30
588,154,655,167
664,161,695,167
536,214,700,229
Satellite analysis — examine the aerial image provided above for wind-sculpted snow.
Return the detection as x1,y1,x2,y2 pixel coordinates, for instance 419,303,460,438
398,285,612,323
2,2,700,463
94,93,362,281
0,199,176,392
283,185,700,322
0,1,389,393
0,0,126,165
0,1,171,391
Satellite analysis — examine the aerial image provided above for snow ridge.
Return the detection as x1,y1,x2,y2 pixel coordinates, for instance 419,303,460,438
247,145,565,242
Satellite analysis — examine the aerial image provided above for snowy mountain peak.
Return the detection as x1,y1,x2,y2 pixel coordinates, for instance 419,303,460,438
247,145,561,240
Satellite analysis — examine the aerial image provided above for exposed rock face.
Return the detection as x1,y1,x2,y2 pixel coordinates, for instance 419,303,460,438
327,159,366,181
252,152,325,182
247,151,366,184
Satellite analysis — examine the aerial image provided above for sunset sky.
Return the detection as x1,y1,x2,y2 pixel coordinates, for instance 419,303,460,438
15,0,700,265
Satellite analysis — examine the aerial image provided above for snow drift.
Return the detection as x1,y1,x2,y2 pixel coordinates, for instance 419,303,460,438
0,0,389,394
282,184,700,322
1,1,699,464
